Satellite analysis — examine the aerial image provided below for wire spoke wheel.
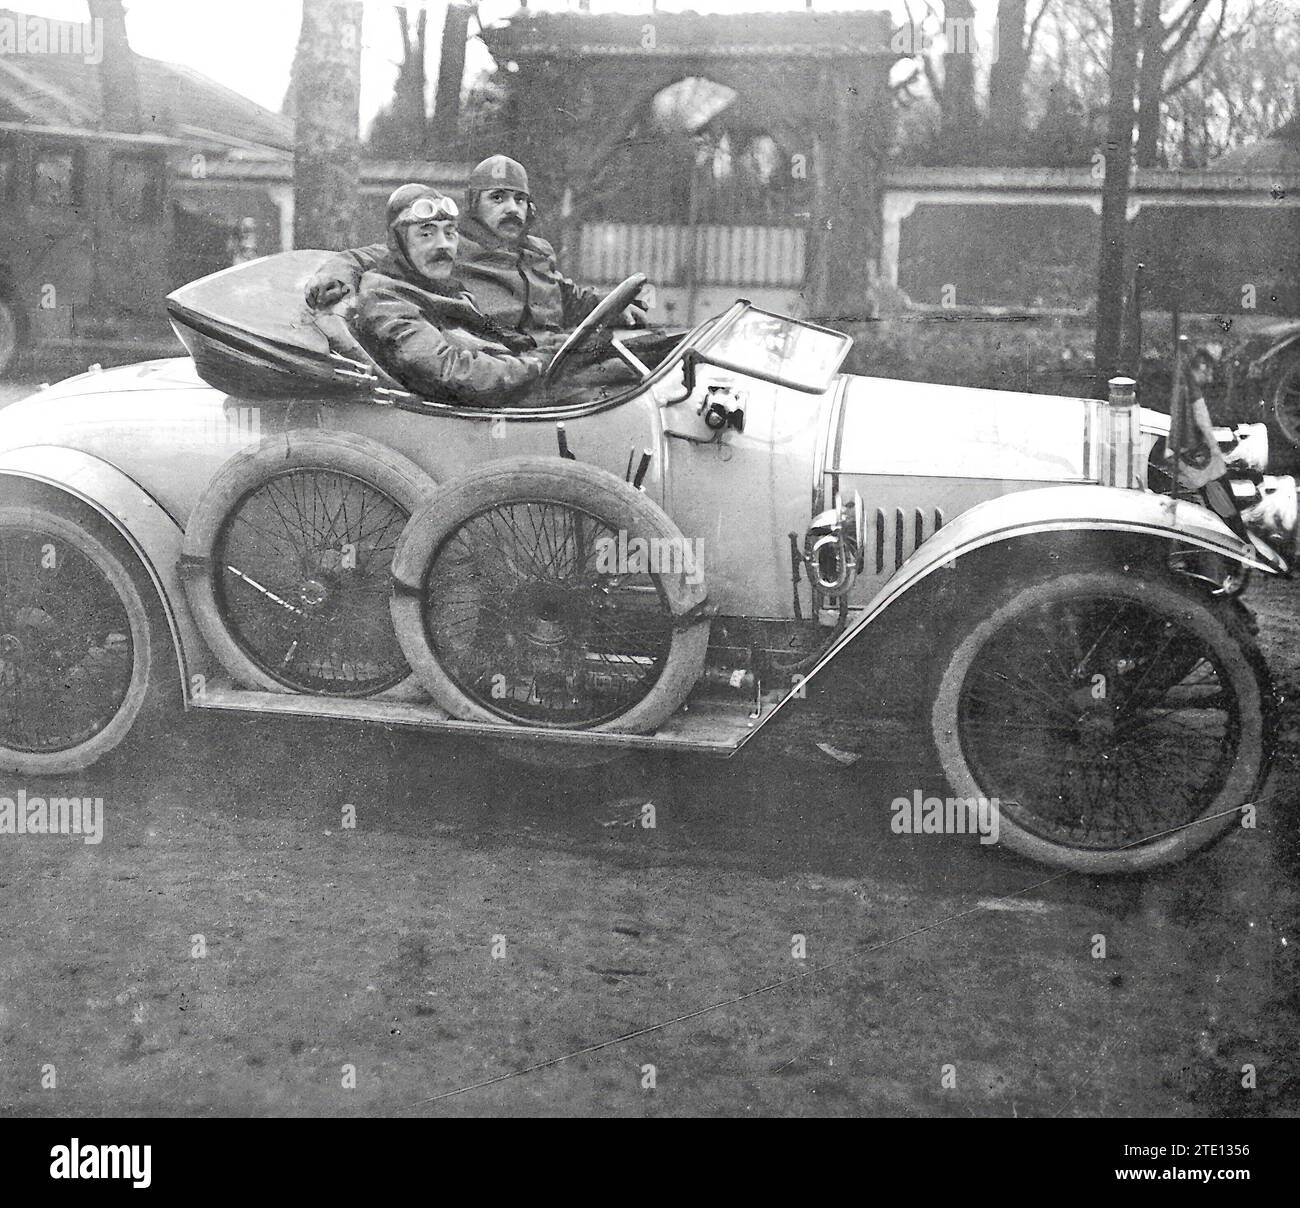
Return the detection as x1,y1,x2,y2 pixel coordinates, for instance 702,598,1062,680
391,456,710,755
426,499,675,726
182,430,437,698
0,506,154,767
1273,355,1300,448
216,468,410,696
959,597,1235,849
931,570,1271,873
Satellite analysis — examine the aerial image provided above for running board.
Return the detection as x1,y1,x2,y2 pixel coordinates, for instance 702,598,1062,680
188,679,763,755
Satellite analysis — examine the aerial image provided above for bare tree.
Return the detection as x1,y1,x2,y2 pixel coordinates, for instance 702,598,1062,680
1168,14,1299,165
1095,0,1139,394
895,0,1058,163
391,5,429,156
940,0,979,150
1134,0,1236,166
1052,0,1254,166
987,0,1030,147
87,0,141,133
430,3,472,153
293,0,363,251
365,7,431,157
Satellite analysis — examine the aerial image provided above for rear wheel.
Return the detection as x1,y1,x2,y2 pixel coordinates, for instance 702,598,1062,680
390,456,709,758
931,570,1272,873
0,505,158,773
182,430,436,698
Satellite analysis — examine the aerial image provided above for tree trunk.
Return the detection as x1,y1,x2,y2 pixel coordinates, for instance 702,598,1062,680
986,0,1028,155
820,58,891,321
293,0,363,251
1094,0,1140,396
390,7,428,158
940,0,979,153
87,0,141,133
430,3,472,153
1134,0,1165,167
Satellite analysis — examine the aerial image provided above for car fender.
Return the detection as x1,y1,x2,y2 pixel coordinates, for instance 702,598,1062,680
744,483,1283,742
0,444,211,698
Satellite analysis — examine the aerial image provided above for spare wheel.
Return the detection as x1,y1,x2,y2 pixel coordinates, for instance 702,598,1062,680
182,429,436,698
390,455,710,736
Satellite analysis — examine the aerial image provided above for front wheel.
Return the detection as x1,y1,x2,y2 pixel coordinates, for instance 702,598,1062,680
931,570,1273,874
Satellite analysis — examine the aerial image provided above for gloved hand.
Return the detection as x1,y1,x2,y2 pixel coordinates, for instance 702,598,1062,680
523,349,552,376
619,295,649,327
304,268,352,311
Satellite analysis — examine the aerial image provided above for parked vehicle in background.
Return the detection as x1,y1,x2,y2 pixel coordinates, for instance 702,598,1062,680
0,124,180,375
1225,318,1300,452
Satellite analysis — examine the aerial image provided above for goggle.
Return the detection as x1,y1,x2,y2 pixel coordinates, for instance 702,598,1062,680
399,195,459,223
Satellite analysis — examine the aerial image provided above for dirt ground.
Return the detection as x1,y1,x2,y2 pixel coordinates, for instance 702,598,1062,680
1,577,1297,1118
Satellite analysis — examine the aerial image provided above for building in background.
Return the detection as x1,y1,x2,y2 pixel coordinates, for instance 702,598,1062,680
0,7,294,370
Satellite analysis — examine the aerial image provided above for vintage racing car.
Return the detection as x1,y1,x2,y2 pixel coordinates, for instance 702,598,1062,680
0,251,1295,874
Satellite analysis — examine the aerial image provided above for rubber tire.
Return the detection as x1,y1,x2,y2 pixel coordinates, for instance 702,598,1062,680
390,455,710,748
182,429,437,699
0,296,21,378
930,569,1273,874
1271,351,1300,450
0,504,159,774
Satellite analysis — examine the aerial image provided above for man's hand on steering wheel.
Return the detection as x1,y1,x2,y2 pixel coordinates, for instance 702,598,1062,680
620,295,649,327
543,274,648,386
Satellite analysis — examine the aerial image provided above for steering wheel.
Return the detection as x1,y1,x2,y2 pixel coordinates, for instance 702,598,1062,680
543,273,648,386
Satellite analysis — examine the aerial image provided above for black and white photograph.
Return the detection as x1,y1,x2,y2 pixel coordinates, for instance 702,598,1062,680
0,0,1297,1147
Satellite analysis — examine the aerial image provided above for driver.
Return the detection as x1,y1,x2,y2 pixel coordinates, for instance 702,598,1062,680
350,184,550,405
306,155,642,336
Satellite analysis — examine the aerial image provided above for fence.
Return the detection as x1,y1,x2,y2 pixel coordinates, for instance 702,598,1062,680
574,221,807,323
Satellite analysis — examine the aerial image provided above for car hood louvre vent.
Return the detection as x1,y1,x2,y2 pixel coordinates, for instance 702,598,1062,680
873,504,944,573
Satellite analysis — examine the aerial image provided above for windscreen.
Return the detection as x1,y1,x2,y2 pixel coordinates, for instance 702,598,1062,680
695,306,852,393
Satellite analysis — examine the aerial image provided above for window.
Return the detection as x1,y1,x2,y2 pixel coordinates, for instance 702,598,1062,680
33,149,80,206
109,154,162,223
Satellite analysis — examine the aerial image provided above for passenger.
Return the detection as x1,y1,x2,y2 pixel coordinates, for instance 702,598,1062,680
350,184,550,405
306,155,643,335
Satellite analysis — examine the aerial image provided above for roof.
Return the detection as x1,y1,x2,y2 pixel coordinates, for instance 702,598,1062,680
481,9,894,59
0,8,292,151
176,157,471,188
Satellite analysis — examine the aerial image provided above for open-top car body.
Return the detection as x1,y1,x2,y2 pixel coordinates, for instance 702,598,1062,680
0,250,1293,873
